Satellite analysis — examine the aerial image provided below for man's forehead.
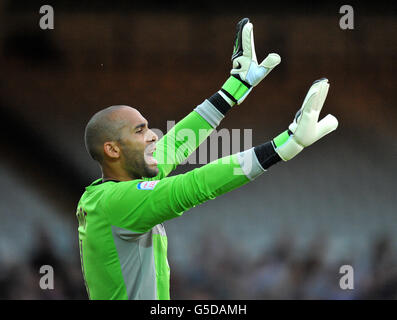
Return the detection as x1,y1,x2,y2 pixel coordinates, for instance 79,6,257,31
111,106,147,126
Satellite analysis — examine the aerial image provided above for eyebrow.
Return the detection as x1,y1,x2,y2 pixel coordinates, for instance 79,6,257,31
134,122,148,130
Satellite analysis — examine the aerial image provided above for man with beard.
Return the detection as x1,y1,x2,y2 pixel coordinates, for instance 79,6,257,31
76,18,338,300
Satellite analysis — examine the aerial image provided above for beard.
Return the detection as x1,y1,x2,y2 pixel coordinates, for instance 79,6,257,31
121,146,159,179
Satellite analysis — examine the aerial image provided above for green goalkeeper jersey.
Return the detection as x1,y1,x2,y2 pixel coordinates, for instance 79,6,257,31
76,99,265,300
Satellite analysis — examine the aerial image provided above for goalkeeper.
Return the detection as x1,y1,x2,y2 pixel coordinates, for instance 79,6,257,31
77,18,338,300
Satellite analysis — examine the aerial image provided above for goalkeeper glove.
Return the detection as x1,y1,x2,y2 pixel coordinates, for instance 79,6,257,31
220,17,281,105
273,78,338,161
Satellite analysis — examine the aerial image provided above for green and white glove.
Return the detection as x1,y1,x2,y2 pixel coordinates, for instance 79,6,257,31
220,18,281,105
273,78,339,161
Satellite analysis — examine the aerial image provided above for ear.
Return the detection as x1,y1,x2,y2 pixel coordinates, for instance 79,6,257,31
103,141,120,159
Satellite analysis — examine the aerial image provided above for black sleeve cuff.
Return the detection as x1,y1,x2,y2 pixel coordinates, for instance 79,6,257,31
208,92,232,116
254,141,282,170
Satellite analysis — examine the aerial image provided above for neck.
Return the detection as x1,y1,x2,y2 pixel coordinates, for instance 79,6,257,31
101,163,139,182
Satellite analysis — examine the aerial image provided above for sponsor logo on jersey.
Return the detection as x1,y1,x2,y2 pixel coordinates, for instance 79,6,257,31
137,181,159,190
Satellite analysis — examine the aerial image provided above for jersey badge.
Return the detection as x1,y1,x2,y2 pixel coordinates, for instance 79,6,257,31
137,181,159,190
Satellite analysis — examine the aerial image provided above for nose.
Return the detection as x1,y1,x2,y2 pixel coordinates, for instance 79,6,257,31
147,129,158,142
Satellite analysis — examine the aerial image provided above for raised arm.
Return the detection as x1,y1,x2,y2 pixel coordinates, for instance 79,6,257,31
105,78,338,233
147,18,280,180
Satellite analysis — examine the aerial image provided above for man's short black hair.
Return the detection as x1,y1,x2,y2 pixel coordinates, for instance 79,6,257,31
84,105,129,164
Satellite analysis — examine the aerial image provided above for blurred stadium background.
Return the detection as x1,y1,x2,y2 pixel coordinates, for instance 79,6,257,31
0,0,396,299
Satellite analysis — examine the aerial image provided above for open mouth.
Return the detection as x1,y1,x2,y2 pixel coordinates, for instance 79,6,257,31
144,145,158,166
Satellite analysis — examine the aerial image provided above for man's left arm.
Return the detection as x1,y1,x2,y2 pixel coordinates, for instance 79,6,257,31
147,17,280,180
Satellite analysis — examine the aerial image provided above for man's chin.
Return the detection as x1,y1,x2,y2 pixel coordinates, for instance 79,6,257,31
143,164,159,178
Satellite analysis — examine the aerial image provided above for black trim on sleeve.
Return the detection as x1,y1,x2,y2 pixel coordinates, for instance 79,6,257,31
208,92,233,115
254,141,282,170
220,88,238,104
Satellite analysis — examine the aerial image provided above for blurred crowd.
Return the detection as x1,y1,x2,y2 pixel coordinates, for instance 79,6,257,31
0,228,396,299
171,232,397,299
0,230,86,299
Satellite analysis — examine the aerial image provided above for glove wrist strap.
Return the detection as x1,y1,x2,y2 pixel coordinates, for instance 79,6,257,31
272,130,304,161
273,130,293,148
221,75,251,103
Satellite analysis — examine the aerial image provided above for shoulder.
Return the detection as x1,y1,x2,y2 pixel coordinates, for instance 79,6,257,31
101,180,147,207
